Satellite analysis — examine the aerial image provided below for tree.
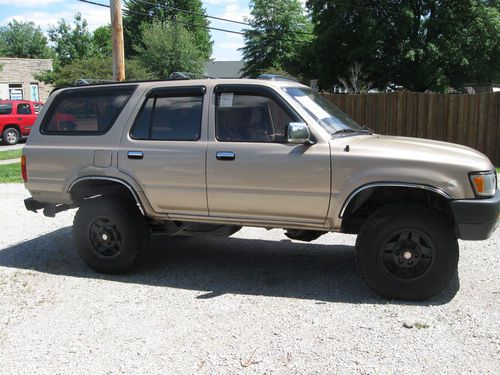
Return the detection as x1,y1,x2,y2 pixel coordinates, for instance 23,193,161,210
308,0,500,92
36,56,154,87
437,2,500,88
240,0,313,78
124,0,212,60
338,62,373,94
134,20,206,78
93,25,112,57
48,13,94,66
0,20,50,58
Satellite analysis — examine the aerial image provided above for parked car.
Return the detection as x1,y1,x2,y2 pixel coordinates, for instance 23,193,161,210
21,77,499,300
0,100,44,145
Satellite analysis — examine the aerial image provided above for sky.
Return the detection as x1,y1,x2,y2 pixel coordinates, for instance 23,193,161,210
0,0,256,61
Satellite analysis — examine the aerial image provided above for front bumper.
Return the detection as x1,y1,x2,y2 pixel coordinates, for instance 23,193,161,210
450,190,500,240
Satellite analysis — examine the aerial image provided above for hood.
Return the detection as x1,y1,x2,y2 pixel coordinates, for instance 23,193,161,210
335,134,494,171
330,134,495,200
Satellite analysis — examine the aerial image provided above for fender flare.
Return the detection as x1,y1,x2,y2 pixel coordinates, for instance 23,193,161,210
339,182,452,218
67,176,146,214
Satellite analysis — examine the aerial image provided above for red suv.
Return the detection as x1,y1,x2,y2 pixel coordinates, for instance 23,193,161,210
0,100,44,145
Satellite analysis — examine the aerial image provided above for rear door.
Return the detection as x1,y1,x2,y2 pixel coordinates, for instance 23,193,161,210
118,86,209,216
16,102,37,135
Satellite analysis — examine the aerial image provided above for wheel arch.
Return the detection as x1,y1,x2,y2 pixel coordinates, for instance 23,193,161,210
2,124,21,134
340,183,455,234
68,176,146,215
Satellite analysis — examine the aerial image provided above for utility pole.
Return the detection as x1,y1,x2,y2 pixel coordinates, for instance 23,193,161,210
110,0,125,81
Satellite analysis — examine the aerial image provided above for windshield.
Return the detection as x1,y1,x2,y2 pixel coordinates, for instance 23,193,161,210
282,87,368,135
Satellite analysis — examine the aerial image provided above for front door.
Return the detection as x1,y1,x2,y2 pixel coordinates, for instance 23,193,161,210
118,86,208,216
206,85,331,224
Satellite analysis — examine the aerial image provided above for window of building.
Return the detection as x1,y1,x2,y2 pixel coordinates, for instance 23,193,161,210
9,84,23,100
30,83,39,101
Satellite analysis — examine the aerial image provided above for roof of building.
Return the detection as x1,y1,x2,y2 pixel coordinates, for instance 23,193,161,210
203,60,245,79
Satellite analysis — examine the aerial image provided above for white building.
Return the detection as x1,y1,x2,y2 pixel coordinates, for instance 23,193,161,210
0,57,53,102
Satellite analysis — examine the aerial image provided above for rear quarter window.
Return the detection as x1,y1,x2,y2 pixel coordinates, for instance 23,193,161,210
0,103,13,115
40,85,136,135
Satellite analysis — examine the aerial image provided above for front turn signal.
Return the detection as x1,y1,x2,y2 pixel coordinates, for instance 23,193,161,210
469,171,496,197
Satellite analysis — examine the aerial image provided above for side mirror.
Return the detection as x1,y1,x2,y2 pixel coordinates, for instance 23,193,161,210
287,122,313,144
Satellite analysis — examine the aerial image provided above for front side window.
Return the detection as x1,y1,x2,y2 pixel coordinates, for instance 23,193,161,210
41,86,135,134
131,95,203,141
216,93,294,143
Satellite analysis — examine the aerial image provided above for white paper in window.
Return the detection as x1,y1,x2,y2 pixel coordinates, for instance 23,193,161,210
219,93,234,107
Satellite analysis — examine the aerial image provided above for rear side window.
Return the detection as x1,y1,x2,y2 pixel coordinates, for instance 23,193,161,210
131,94,203,141
17,103,31,115
0,103,13,115
40,86,136,134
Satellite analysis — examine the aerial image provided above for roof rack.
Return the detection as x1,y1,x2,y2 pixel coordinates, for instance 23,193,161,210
257,74,298,82
169,72,215,80
74,78,117,86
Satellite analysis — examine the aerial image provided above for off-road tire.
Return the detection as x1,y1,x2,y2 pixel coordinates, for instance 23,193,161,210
356,203,459,300
2,127,20,145
73,196,148,274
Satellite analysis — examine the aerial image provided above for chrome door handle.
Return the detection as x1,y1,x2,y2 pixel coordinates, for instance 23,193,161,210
127,151,144,159
216,151,235,161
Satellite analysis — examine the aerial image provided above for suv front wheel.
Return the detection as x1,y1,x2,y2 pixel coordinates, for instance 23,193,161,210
73,196,148,273
356,203,459,300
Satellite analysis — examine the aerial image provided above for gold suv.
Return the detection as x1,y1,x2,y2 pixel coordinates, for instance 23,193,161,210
22,77,499,300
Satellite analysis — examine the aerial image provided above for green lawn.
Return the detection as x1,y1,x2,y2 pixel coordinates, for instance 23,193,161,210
0,149,22,161
0,162,22,183
497,167,499,173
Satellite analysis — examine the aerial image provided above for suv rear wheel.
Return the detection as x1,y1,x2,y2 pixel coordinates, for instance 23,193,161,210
73,196,148,273
2,127,20,145
356,203,458,300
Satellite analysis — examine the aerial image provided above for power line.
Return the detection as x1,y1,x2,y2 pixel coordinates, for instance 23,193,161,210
77,0,312,43
132,0,315,36
78,0,244,35
133,0,248,27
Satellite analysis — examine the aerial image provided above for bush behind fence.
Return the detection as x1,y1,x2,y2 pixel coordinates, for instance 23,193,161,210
323,92,500,166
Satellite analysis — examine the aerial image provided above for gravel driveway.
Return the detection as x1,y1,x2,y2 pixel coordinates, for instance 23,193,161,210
0,183,498,374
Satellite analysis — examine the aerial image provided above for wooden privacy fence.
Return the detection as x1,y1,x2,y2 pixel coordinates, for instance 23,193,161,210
323,92,500,166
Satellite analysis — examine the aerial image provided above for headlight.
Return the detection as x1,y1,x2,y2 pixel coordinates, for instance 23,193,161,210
469,171,497,197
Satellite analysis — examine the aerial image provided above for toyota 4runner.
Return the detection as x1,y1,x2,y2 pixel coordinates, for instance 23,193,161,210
22,78,499,300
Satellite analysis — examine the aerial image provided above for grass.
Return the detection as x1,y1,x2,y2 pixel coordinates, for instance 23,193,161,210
0,162,22,183
414,322,430,330
497,167,499,173
0,149,22,161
